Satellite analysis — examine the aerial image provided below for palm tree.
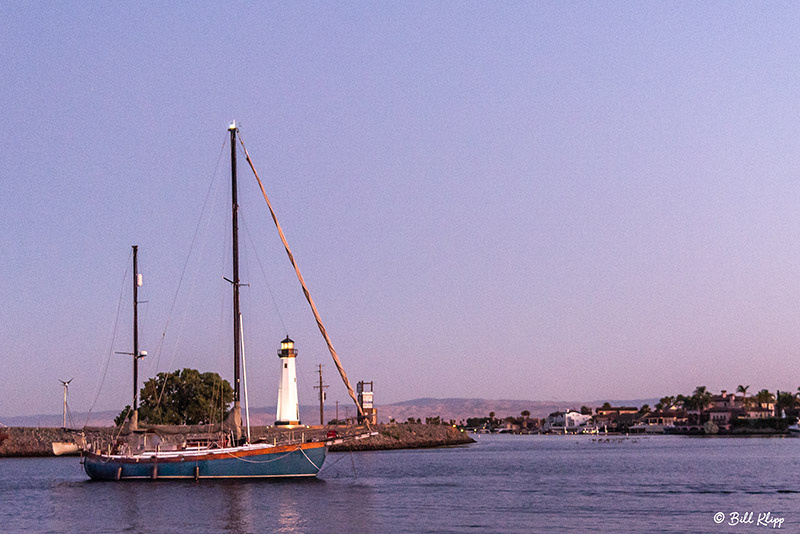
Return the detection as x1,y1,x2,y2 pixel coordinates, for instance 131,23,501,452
776,391,795,416
689,386,712,426
755,389,775,409
692,386,712,411
657,396,675,412
736,385,750,409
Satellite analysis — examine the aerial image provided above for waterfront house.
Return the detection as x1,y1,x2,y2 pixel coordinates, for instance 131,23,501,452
543,410,593,433
497,420,522,433
595,406,638,416
743,406,773,420
637,409,688,432
643,409,687,426
710,391,742,410
706,407,743,430
593,407,639,432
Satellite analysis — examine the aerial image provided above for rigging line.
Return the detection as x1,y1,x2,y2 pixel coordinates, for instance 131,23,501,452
142,330,166,379
84,250,132,428
349,448,357,477
238,134,366,422
240,313,251,443
316,448,349,475
152,135,227,410
113,405,133,439
299,446,322,471
66,399,74,429
222,448,297,464
240,211,288,334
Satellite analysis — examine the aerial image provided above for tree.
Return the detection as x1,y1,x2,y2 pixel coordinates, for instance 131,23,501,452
638,404,650,416
116,368,233,426
466,417,490,428
755,389,775,408
676,394,691,410
776,391,796,415
737,385,750,409
521,410,531,429
580,406,592,415
656,396,675,411
114,405,132,426
692,386,712,411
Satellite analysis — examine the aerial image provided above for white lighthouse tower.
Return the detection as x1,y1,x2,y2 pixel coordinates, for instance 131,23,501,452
275,336,301,426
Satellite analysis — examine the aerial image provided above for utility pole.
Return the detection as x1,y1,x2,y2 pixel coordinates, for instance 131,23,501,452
313,364,328,426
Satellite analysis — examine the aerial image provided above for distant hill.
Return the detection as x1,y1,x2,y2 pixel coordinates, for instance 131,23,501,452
0,406,319,428
0,410,119,428
0,397,658,427
377,397,659,423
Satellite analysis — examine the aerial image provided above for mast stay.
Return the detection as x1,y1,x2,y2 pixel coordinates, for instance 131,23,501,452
238,136,366,422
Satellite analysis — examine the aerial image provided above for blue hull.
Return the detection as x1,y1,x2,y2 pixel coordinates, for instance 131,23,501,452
83,442,327,480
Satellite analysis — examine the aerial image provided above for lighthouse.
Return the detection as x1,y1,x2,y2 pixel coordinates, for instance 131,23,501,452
275,336,301,426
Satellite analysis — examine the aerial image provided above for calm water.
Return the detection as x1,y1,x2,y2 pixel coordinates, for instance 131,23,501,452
2,434,799,533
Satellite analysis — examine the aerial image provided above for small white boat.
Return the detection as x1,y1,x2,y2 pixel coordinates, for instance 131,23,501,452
52,442,79,456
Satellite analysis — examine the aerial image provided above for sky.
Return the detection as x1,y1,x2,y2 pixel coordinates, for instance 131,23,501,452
3,3,800,418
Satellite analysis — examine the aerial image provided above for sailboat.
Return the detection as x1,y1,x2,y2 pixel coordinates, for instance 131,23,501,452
82,122,365,480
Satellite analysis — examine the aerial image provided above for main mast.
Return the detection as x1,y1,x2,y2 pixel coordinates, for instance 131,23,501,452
229,121,243,440
131,245,141,430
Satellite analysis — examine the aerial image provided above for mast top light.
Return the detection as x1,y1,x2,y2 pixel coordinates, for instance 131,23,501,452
229,120,237,131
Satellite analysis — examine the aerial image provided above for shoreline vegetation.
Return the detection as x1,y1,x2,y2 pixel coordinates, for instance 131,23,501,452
459,386,798,436
0,423,474,458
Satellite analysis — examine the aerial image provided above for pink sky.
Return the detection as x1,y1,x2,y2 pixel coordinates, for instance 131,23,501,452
2,4,800,417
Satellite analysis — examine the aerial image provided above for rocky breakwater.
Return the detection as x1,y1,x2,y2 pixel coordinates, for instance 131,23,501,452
0,427,110,457
0,423,474,457
329,423,474,452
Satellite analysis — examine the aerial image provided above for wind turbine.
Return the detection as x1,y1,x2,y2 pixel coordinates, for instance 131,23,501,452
59,378,73,428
